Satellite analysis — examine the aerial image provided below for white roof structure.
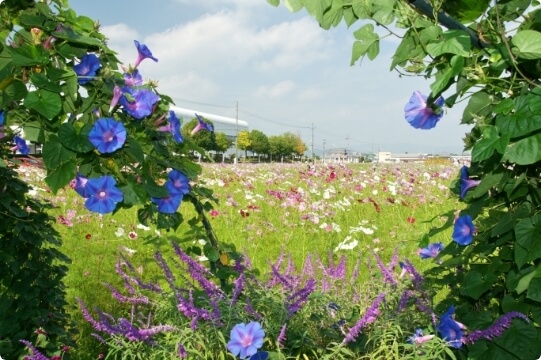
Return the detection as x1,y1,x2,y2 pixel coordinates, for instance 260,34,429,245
170,105,249,139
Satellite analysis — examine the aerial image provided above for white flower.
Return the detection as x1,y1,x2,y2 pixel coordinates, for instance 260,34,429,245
115,227,125,237
334,236,359,252
137,223,150,231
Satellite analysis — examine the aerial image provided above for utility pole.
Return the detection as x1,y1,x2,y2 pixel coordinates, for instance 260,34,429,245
322,139,326,164
235,101,238,164
311,123,314,162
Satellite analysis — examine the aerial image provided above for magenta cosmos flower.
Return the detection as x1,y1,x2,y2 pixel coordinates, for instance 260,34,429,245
88,118,127,153
74,53,101,85
452,215,476,245
227,322,265,359
133,40,158,68
404,91,445,129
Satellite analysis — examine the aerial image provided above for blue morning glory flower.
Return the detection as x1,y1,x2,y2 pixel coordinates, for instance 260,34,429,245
459,166,481,200
404,91,445,130
227,322,265,359
436,306,464,348
124,69,143,86
419,242,444,259
452,215,476,246
407,328,435,344
0,110,5,139
84,175,124,214
167,169,190,195
133,40,158,68
88,117,127,153
158,111,183,143
73,173,91,198
13,136,29,155
151,189,183,214
74,53,101,85
119,87,160,119
191,113,214,135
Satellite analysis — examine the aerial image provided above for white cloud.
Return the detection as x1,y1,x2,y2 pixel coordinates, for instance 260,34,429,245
255,80,295,98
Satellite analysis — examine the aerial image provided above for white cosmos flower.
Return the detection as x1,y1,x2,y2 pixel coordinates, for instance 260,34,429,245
115,227,125,237
334,236,359,252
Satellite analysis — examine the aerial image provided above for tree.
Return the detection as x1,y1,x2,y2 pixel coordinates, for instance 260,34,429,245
270,0,541,356
236,130,251,158
215,132,232,154
248,129,270,161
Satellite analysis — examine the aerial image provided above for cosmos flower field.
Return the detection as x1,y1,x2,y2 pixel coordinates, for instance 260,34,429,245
16,159,464,358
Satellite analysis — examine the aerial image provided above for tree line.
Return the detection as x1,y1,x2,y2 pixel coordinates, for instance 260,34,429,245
181,116,307,161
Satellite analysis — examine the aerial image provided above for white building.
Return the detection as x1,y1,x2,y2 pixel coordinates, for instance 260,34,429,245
170,105,249,142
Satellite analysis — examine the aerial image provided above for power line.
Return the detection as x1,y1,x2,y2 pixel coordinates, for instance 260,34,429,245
239,109,311,129
171,97,235,109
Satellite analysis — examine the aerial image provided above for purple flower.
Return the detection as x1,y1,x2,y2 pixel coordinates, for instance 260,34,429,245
277,324,287,348
343,292,385,344
464,311,529,344
191,113,214,135
12,136,29,155
178,343,187,358
151,189,183,214
119,87,160,119
133,40,158,68
158,111,183,143
89,117,126,153
460,166,481,199
73,173,91,198
436,306,464,348
74,53,101,85
407,328,435,344
167,169,190,195
19,339,49,360
404,91,445,129
84,175,124,214
0,110,5,139
452,215,476,246
250,352,269,360
227,322,265,359
109,85,123,113
419,242,444,259
124,69,143,86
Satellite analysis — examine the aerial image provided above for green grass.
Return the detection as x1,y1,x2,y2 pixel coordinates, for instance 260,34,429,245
19,160,462,359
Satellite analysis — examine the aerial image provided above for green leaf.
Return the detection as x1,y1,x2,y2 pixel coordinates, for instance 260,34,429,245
460,270,497,300
430,55,464,95
515,214,541,268
58,123,94,153
426,30,471,57
471,126,508,162
303,0,332,23
442,0,490,23
371,0,396,25
284,0,303,12
527,277,541,302
351,24,379,64
124,137,145,164
266,0,279,6
512,30,541,59
119,182,147,206
462,91,492,124
503,132,541,165
24,89,62,120
45,159,77,194
42,134,77,170
4,45,49,66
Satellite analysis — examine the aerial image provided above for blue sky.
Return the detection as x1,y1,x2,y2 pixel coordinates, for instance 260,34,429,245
68,0,471,155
